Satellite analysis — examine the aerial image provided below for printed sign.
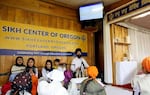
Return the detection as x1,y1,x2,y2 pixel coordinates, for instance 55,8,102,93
0,20,87,56
107,0,150,21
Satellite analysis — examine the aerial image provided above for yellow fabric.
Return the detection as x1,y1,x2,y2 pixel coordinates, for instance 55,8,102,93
87,66,98,79
53,65,58,69
142,57,150,73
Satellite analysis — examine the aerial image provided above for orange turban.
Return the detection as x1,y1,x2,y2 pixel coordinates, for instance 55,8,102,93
142,57,150,73
87,66,98,79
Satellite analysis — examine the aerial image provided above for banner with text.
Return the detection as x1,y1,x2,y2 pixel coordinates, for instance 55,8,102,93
107,0,150,21
0,20,87,56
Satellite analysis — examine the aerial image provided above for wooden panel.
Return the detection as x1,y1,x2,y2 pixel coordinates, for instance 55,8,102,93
0,56,15,85
105,0,131,12
110,24,129,84
15,9,26,23
56,17,63,29
0,5,8,20
0,76,9,85
48,15,57,28
0,1,95,86
0,0,77,20
8,7,15,21
39,14,49,27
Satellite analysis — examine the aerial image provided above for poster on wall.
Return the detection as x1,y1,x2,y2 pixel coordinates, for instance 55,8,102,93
0,20,87,56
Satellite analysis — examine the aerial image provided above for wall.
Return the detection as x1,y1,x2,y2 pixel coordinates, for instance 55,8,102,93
104,0,150,84
110,24,129,83
0,0,95,85
94,21,104,81
105,0,131,12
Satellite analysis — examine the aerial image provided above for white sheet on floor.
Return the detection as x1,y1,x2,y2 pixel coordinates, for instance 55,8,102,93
105,85,132,95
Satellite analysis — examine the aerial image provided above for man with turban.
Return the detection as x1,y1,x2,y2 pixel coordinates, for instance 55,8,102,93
131,56,150,95
80,66,106,95
71,48,89,78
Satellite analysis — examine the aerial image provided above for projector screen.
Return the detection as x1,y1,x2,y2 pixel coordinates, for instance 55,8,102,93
79,3,104,21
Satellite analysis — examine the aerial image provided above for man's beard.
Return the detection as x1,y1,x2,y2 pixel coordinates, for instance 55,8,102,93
77,55,82,58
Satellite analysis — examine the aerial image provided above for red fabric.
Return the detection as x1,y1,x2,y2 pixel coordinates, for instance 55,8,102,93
1,82,12,95
31,75,38,95
112,83,132,90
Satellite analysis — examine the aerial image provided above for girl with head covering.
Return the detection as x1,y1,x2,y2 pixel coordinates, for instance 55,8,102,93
80,66,106,95
41,59,53,80
132,56,150,95
37,69,69,95
9,56,26,82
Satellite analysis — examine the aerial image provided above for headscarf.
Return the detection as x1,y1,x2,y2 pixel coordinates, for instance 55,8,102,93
47,69,65,81
15,56,24,66
87,66,98,79
142,56,150,73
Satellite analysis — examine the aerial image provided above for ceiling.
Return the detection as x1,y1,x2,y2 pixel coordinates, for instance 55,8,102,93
41,0,150,30
41,0,120,9
125,11,150,29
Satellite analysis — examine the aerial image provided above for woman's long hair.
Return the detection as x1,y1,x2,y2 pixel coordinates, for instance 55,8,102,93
26,58,35,67
26,58,36,74
45,60,53,72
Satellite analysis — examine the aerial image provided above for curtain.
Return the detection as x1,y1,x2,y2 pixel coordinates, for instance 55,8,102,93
128,27,150,66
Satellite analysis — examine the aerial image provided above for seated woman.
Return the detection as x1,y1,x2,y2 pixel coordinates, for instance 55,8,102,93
80,66,106,95
26,58,38,77
9,56,26,82
41,59,53,80
7,67,38,95
131,56,150,95
10,69,32,95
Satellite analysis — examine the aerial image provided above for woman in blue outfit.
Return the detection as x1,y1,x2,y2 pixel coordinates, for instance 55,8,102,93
9,56,26,82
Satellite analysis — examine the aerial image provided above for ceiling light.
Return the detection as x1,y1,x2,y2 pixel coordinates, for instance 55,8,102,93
132,11,150,19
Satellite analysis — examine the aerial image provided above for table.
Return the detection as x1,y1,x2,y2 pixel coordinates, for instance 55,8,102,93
116,61,137,85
